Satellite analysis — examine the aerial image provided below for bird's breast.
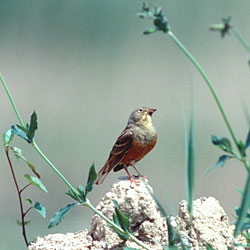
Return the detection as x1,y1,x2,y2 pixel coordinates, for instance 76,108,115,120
121,126,157,164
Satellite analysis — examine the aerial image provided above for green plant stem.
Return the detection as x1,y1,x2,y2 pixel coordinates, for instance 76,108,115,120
167,31,250,171
85,200,153,250
231,27,250,54
0,74,79,195
0,74,25,128
32,141,78,194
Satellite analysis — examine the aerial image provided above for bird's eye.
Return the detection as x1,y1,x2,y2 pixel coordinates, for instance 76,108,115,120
138,108,143,112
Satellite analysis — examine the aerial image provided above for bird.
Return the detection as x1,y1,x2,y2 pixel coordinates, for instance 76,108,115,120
95,107,157,185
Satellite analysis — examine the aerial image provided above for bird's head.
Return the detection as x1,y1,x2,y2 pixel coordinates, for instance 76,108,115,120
128,107,156,126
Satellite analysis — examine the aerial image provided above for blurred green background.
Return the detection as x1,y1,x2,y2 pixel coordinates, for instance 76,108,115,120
1,0,250,249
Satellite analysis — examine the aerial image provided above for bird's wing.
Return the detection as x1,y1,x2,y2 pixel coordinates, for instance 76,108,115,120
95,128,133,185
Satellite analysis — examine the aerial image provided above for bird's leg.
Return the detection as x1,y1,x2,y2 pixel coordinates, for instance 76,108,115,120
124,166,140,186
131,164,148,180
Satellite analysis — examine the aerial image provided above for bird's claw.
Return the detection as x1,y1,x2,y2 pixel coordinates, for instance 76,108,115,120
129,176,141,186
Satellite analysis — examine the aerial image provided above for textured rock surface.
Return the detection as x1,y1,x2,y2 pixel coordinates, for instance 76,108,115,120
177,197,246,250
90,177,168,250
28,230,92,250
28,178,247,250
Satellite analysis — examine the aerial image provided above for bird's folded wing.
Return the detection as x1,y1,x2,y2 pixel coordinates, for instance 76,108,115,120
95,129,133,184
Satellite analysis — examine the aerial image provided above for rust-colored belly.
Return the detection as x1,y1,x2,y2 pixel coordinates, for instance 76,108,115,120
121,136,157,165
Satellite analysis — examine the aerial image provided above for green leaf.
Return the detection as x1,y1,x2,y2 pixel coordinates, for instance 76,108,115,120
2,129,14,146
206,243,215,250
211,135,233,153
184,97,195,215
17,219,30,226
26,161,40,179
143,27,158,35
206,155,233,172
66,189,80,202
34,202,46,218
85,163,97,196
235,187,244,196
26,111,38,142
244,129,250,150
111,213,128,240
11,125,30,143
24,198,33,206
234,174,250,237
77,185,86,203
24,174,48,193
48,203,80,228
237,140,246,156
24,198,46,218
113,200,131,234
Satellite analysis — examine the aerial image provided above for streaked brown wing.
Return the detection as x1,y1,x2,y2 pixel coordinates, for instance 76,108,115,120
95,128,133,185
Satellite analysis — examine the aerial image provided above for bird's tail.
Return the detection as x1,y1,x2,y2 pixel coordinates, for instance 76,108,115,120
95,163,111,185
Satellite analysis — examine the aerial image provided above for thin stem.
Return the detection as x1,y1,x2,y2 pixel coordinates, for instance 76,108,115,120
167,31,250,171
32,141,78,195
231,27,250,54
0,74,25,128
20,183,31,193
5,147,29,247
23,207,33,217
85,200,153,250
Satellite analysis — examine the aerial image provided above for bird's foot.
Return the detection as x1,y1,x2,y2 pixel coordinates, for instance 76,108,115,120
129,176,140,186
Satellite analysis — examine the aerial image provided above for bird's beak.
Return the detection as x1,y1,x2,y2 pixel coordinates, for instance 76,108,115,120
147,108,157,116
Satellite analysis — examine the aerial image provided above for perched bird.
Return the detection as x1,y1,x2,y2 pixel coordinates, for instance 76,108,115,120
95,107,157,185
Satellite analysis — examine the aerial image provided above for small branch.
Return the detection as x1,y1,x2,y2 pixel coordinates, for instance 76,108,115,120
5,147,29,247
20,183,31,194
23,207,33,217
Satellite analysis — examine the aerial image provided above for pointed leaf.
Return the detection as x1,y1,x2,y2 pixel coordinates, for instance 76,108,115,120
244,129,250,150
235,187,244,196
48,203,80,228
24,174,48,193
85,163,97,196
107,214,128,240
26,161,40,179
24,198,33,206
113,200,131,233
66,189,80,202
143,27,158,35
24,199,46,218
77,185,86,202
237,140,246,156
211,135,233,153
34,202,46,218
2,129,14,146
26,111,38,142
11,125,31,143
206,155,233,172
184,96,195,215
